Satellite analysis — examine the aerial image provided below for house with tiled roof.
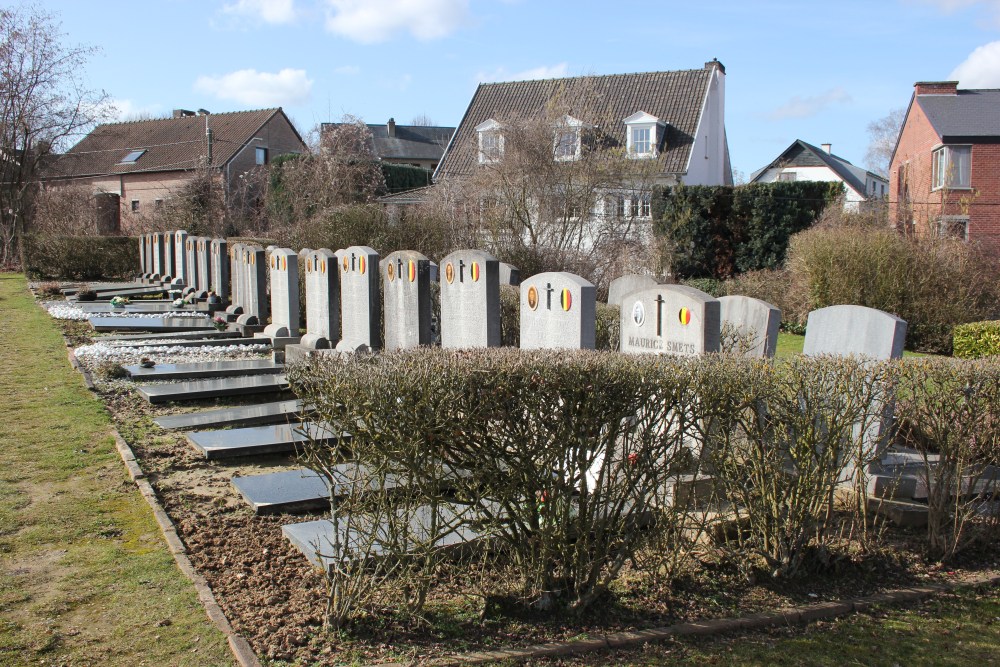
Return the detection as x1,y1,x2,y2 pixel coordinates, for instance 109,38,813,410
321,118,454,171
43,107,306,230
749,140,888,210
890,81,1000,249
436,60,731,191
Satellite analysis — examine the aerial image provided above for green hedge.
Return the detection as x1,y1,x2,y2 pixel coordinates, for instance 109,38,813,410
953,321,1000,359
652,181,843,279
382,163,432,193
22,235,140,280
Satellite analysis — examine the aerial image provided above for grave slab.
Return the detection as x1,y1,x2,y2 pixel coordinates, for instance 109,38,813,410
153,399,305,430
519,271,596,350
718,295,781,358
98,330,242,342
620,285,720,356
77,302,212,313
90,316,215,333
108,336,269,349
137,374,289,404
803,305,907,360
232,468,331,514
185,422,345,459
440,249,501,349
125,359,282,381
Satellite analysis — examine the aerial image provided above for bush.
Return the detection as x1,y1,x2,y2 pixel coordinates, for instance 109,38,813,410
786,226,1000,354
953,321,1000,359
22,235,140,280
382,163,432,194
595,302,620,351
499,284,519,347
721,269,807,331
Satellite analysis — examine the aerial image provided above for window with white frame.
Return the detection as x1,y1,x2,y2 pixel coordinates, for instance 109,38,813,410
623,111,664,158
476,119,504,164
931,145,971,190
778,172,797,182
937,215,969,241
610,192,651,219
553,115,583,161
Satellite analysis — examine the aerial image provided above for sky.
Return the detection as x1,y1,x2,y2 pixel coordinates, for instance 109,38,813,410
35,0,1000,180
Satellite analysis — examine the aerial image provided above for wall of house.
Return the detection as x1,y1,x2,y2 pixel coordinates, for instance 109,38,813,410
224,112,305,184
43,172,194,232
890,100,1000,250
683,64,728,186
754,166,867,209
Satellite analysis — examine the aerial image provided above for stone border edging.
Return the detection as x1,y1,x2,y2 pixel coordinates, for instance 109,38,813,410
65,347,262,667
377,573,1000,667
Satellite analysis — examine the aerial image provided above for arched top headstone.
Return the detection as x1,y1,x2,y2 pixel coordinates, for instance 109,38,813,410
519,271,596,350
718,295,781,358
620,285,720,356
803,305,907,360
439,249,501,349
608,274,660,307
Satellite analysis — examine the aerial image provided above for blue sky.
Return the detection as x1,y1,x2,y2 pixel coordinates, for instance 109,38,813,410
40,0,1000,179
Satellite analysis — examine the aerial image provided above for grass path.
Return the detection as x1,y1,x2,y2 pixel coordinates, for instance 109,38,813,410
0,274,233,666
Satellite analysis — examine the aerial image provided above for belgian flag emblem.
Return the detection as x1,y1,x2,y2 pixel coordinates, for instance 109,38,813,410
678,308,691,325
408,260,417,282
560,289,572,311
470,262,480,282
359,256,366,274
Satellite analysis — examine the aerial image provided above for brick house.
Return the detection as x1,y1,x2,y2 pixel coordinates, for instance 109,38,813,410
43,108,306,231
889,81,1000,248
320,118,454,172
750,139,888,211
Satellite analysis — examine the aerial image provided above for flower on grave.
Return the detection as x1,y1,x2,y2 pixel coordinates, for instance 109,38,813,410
139,357,155,368
212,315,228,331
110,296,129,308
172,298,184,307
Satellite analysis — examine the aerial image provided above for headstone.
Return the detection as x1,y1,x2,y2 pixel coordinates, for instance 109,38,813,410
143,234,154,278
382,250,432,350
608,274,659,307
185,235,199,293
210,238,229,301
440,249,501,349
498,262,521,286
195,237,213,295
238,245,268,323
227,243,244,313
150,232,166,279
174,230,189,286
336,245,381,352
163,232,176,280
803,305,907,360
300,249,340,349
620,285,720,356
718,295,781,358
263,248,299,338
138,235,148,276
519,272,596,350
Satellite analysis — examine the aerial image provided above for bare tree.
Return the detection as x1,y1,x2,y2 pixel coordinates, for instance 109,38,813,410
0,5,110,266
410,113,436,126
864,107,905,178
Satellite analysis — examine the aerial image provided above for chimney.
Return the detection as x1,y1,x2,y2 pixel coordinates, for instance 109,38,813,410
704,58,726,74
387,118,396,138
172,109,195,118
914,81,958,96
821,143,832,154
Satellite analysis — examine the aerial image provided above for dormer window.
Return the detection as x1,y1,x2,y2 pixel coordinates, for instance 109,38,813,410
553,115,584,161
623,111,665,158
476,119,503,164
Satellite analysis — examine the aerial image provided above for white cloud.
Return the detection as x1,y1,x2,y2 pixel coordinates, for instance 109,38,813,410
222,0,297,24
767,87,852,120
476,63,569,83
194,68,313,106
324,0,470,43
909,0,1000,26
950,41,1000,86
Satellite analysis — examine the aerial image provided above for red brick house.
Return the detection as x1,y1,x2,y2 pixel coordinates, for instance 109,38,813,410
889,81,1000,248
43,108,306,231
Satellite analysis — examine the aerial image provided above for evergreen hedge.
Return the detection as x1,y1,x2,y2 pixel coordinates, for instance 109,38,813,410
953,321,1000,359
652,181,843,279
382,163,432,193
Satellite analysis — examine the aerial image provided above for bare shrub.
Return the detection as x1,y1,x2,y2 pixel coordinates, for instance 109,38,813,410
895,358,1000,561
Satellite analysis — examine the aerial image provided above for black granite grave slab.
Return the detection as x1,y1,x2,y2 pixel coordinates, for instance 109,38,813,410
138,374,289,404
125,359,282,381
99,330,242,342
185,422,345,459
232,468,331,514
92,287,168,299
90,316,215,333
77,302,212,313
109,336,267,349
153,399,305,431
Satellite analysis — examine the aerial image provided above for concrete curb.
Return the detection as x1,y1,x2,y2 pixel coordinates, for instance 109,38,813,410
65,346,262,667
400,572,1000,666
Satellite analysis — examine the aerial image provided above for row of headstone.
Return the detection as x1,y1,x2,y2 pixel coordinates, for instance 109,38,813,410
137,231,232,299
228,242,269,323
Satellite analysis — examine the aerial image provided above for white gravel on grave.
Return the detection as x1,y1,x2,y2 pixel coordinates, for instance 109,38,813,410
42,301,211,321
74,341,271,371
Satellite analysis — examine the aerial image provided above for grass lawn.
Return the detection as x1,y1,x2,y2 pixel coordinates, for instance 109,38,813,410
776,332,933,358
0,274,233,666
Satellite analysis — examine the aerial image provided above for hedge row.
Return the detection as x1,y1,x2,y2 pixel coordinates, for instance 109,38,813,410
652,181,843,279
953,321,1000,359
22,235,140,280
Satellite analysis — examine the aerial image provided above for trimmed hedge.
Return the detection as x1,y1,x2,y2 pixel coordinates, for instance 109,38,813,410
652,181,843,279
382,163,432,193
22,235,140,280
953,321,1000,359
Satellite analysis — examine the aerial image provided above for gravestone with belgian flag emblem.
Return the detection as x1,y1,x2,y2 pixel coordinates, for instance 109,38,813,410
300,248,340,349
336,245,382,352
519,272,596,350
383,250,433,350
262,247,299,338
620,285,720,356
440,249,501,349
